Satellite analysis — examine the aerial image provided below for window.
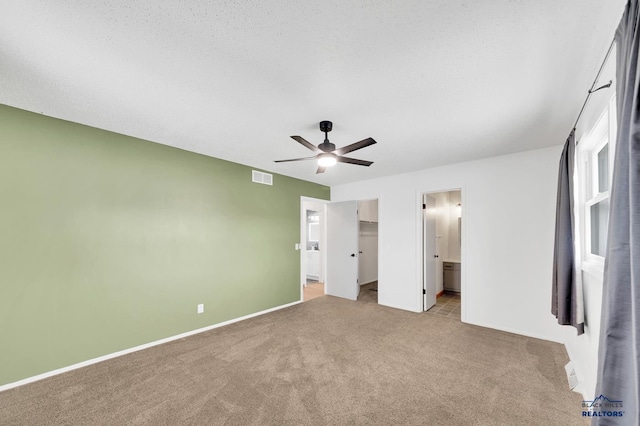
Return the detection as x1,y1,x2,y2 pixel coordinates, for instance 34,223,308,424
587,138,610,257
578,97,616,267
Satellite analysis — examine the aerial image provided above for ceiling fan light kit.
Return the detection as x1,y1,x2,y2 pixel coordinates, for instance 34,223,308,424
317,153,337,167
275,121,376,174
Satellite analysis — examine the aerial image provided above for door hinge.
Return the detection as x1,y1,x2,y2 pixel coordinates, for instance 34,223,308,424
422,203,426,209
423,289,426,295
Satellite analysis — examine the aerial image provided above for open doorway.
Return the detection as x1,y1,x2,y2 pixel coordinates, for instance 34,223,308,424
322,198,380,304
422,190,462,320
357,199,379,303
301,197,328,302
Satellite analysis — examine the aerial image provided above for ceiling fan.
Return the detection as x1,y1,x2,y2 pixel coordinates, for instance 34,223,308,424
275,121,377,174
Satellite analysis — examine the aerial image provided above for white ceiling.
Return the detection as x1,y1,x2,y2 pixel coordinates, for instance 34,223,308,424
0,1,627,186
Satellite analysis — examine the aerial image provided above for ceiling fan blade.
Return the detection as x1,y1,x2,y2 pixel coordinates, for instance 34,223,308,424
291,136,320,153
336,156,373,166
316,166,326,174
334,137,376,155
274,156,316,163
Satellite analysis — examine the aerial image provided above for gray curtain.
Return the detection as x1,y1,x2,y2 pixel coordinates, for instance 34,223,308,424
552,130,584,335
594,1,640,424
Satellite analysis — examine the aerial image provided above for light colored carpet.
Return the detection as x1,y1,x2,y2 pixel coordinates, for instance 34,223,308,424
0,296,586,425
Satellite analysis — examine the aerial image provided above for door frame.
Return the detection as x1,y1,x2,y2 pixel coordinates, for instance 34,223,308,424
300,196,329,301
416,187,466,321
422,194,438,311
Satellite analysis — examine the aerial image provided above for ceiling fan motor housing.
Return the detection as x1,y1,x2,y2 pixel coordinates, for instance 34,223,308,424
319,141,336,152
319,121,335,151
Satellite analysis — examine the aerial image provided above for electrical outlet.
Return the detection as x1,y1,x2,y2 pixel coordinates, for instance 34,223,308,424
197,303,204,314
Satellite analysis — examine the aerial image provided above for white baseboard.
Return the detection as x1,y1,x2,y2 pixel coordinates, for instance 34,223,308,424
0,300,302,393
464,319,564,344
378,300,422,313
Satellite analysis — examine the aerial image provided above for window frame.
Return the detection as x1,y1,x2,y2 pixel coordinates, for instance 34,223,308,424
578,96,616,273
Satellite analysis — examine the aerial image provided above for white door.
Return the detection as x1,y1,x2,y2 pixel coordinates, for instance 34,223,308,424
423,194,437,310
326,201,359,300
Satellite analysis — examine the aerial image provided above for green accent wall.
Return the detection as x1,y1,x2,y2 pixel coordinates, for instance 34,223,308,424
0,104,329,386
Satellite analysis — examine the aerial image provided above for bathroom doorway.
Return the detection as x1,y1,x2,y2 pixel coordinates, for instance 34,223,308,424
301,197,327,302
422,189,462,320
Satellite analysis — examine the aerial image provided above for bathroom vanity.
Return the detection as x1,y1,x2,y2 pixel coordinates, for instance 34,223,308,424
443,260,461,293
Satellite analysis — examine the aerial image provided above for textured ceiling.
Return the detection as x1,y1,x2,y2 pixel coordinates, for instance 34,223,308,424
0,1,627,186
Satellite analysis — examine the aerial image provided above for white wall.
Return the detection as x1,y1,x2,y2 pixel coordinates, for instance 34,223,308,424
332,145,566,342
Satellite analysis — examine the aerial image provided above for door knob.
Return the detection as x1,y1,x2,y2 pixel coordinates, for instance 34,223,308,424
434,255,439,258
351,253,357,257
